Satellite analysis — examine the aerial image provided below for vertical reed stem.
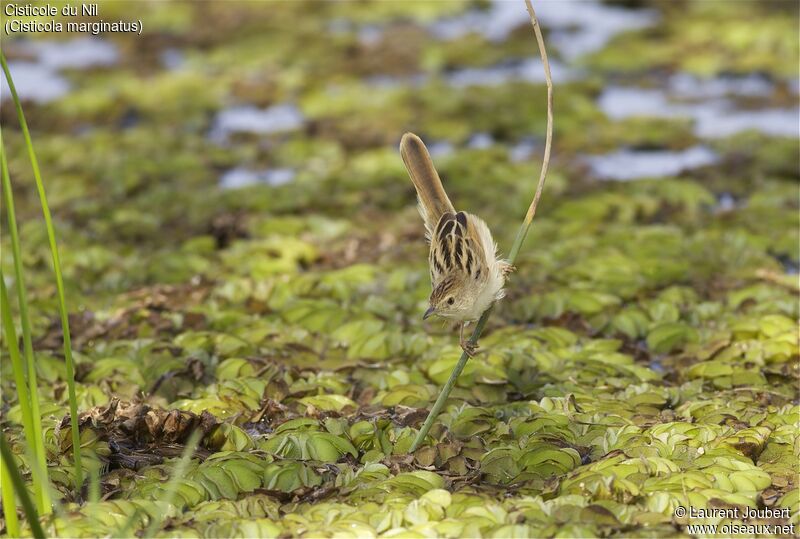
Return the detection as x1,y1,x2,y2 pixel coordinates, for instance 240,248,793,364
1,52,84,491
409,0,553,452
0,433,46,539
0,131,51,512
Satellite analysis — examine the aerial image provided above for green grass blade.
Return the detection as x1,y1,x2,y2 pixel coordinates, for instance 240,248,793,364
1,129,51,514
1,281,23,539
0,131,43,401
1,440,21,537
0,432,46,539
0,275,50,512
87,455,101,504
0,51,84,492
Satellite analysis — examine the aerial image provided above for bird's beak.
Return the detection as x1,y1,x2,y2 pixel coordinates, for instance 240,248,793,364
423,306,435,320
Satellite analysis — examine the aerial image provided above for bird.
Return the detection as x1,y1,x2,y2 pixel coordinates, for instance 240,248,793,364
399,132,512,356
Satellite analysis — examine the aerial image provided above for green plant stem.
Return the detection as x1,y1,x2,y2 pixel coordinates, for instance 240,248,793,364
0,52,84,491
0,275,51,512
1,130,52,515
0,433,46,539
1,434,21,538
409,0,553,453
87,455,101,503
409,310,492,452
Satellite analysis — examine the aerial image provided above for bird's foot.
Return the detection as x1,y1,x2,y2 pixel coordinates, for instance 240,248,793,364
500,262,516,277
460,339,479,357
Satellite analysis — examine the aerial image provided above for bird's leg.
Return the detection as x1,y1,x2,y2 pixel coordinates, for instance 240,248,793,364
459,322,478,357
500,261,516,277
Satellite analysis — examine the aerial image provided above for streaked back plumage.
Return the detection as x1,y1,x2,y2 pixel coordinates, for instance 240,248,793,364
399,132,510,323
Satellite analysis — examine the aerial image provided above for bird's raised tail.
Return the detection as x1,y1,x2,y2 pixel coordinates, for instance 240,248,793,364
400,132,455,238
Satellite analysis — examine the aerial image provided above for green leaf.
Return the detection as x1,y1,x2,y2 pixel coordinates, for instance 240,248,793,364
647,322,698,353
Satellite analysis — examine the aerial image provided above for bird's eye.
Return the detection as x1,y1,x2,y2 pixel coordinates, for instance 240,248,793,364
447,297,455,305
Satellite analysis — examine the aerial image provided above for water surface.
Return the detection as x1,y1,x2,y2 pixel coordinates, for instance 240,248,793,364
0,37,118,103
210,104,305,143
219,167,296,190
599,80,799,139
585,146,719,181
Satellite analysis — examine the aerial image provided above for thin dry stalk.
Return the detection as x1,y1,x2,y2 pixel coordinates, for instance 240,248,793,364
523,0,553,227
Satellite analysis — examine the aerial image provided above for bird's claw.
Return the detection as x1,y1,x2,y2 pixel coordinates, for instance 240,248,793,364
460,339,479,357
501,263,516,277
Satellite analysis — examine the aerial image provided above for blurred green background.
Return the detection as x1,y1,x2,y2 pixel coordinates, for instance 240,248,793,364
1,1,798,537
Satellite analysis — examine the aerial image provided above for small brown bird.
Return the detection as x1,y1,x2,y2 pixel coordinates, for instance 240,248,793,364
400,133,512,356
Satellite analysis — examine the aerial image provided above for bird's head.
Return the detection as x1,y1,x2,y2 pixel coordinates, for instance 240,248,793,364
424,276,472,320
